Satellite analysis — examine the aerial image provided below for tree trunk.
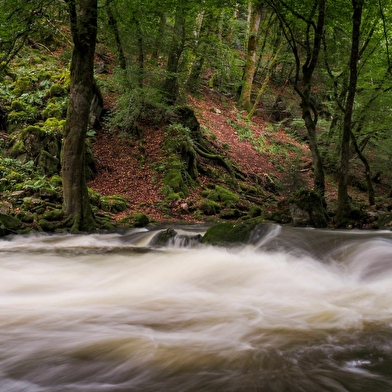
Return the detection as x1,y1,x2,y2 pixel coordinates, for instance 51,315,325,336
162,7,186,105
186,11,212,92
238,2,263,111
62,0,97,232
105,0,126,70
336,0,363,224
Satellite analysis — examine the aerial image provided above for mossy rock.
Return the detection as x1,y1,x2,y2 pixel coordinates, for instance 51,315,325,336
165,193,181,202
43,117,66,132
163,169,189,197
202,222,257,247
42,102,62,120
100,195,128,213
7,111,30,127
50,174,62,187
119,213,149,228
0,213,22,231
150,228,177,247
199,199,221,215
207,185,239,206
88,188,101,206
13,76,33,95
49,84,67,97
16,211,34,223
38,150,60,176
219,208,242,219
0,201,12,215
374,212,392,230
249,206,262,218
42,209,64,222
38,218,56,232
289,189,328,228
10,100,25,112
20,197,46,214
10,140,26,158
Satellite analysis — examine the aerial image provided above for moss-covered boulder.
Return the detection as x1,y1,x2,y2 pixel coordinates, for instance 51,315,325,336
49,84,67,97
207,185,240,206
150,228,177,247
38,150,60,176
289,189,329,228
16,211,34,223
42,209,64,222
119,213,149,228
201,222,257,247
163,169,189,197
0,213,22,233
42,102,63,120
100,195,128,213
199,199,221,215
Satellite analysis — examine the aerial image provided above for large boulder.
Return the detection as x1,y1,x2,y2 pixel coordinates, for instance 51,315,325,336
289,189,329,228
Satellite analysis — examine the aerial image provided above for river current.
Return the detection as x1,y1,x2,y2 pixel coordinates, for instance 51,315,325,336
0,224,392,392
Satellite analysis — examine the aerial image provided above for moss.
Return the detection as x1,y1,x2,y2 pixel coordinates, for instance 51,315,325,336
42,209,64,221
38,150,60,176
150,228,177,247
119,213,149,227
101,195,128,213
13,76,33,95
42,102,62,120
249,206,262,218
202,222,257,246
0,213,22,230
88,188,101,207
289,189,329,228
16,211,34,223
49,84,67,97
10,140,26,158
199,199,221,215
219,208,242,219
7,111,30,126
133,213,149,227
207,185,239,206
10,100,25,112
165,193,181,202
50,175,62,187
43,117,66,132
163,169,189,197
38,218,56,232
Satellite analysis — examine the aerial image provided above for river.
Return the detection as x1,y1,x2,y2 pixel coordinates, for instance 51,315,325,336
0,224,392,391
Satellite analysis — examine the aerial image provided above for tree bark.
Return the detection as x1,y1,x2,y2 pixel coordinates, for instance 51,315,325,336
62,0,97,232
238,2,263,111
336,0,363,224
105,0,126,70
162,6,186,105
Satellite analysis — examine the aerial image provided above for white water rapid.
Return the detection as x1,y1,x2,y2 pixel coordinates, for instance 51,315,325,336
0,225,392,391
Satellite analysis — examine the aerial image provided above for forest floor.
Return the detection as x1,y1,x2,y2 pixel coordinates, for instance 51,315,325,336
88,85,316,223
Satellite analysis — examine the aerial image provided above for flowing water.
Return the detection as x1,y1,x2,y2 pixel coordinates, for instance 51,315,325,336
1,224,392,392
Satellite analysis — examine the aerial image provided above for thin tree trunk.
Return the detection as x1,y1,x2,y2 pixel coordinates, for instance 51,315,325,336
162,7,186,104
238,2,263,111
186,11,212,92
105,0,126,70
350,130,375,205
248,40,283,119
62,0,97,232
336,0,363,224
132,16,144,89
152,12,167,61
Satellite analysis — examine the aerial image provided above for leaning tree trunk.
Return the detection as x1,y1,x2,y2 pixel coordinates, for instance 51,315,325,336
62,0,97,232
